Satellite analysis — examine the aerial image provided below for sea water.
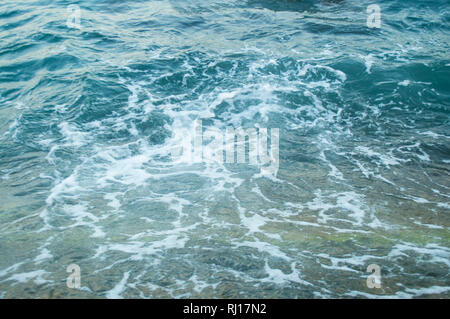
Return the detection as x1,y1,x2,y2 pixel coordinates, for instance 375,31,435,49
0,0,449,298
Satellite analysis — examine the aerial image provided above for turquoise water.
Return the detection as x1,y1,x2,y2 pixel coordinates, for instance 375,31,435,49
0,0,449,298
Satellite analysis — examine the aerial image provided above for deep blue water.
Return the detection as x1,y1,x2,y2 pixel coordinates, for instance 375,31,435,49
0,0,449,298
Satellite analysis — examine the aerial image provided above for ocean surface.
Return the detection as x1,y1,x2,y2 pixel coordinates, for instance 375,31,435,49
0,0,449,298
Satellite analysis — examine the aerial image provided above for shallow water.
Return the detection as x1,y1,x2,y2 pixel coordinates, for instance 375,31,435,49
0,0,449,298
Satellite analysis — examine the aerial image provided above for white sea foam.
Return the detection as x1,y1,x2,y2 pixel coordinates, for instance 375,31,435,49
261,261,310,286
34,248,53,264
106,271,130,299
361,54,375,74
7,270,50,285
388,243,450,268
